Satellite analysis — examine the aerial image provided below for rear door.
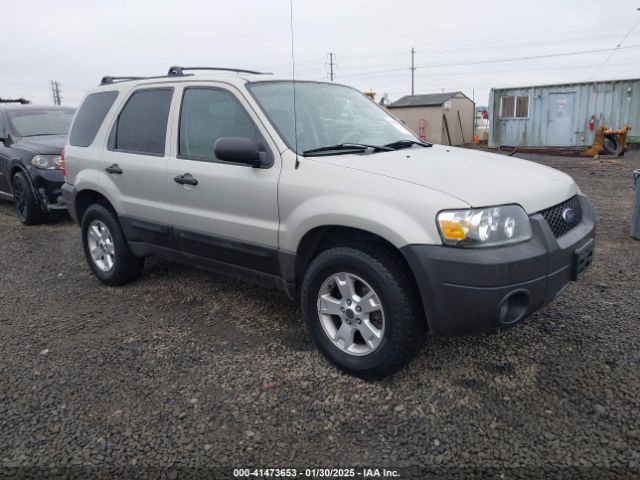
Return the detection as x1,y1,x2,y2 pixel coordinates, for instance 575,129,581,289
165,84,280,274
99,87,175,246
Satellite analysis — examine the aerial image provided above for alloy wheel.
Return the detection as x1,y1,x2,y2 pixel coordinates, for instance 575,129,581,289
87,220,116,272
12,179,27,221
316,272,385,356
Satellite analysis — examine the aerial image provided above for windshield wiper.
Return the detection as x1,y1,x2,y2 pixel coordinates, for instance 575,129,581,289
303,143,393,156
383,139,432,150
20,133,65,137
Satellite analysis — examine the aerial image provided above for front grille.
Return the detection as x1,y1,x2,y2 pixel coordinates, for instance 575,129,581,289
540,195,583,238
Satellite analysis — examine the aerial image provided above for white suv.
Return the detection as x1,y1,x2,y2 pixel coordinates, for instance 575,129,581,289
62,67,596,379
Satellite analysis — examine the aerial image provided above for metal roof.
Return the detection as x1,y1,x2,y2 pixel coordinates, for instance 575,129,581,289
388,91,469,108
491,77,640,92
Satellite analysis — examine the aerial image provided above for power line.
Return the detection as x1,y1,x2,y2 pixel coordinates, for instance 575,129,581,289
267,23,640,77
332,19,639,63
284,19,640,73
337,44,640,79
333,29,640,65
590,12,640,80
265,18,639,75
369,58,640,82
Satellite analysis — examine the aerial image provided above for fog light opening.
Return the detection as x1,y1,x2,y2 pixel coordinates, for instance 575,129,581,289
498,290,530,325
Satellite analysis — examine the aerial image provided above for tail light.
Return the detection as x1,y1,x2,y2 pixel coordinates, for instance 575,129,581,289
60,148,66,177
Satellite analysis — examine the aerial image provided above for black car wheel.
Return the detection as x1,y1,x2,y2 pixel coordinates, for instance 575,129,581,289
301,246,427,380
81,204,145,286
11,172,47,225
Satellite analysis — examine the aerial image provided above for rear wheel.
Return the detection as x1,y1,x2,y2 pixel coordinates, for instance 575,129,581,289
301,246,426,380
81,204,144,286
11,172,47,225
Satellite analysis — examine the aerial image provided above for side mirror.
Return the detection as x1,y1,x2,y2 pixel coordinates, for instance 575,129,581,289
214,137,267,167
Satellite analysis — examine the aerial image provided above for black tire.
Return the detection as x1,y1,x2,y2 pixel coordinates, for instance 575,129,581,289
11,172,48,225
81,204,144,286
603,135,623,156
301,246,427,380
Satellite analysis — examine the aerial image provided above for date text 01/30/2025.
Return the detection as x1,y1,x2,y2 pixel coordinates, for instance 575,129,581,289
233,468,400,478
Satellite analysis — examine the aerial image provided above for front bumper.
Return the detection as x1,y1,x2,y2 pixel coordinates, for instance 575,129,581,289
30,168,66,212
401,194,596,337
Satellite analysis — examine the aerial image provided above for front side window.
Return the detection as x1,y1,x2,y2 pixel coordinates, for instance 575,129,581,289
111,88,173,155
7,108,75,137
179,88,260,162
70,91,118,147
247,81,418,154
500,95,529,119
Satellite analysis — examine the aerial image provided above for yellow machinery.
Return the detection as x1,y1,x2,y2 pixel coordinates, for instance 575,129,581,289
363,91,376,101
583,124,632,157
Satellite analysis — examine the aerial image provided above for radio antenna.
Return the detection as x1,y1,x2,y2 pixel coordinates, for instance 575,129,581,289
289,0,300,169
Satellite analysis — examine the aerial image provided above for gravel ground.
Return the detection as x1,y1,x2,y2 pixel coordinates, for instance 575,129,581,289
0,151,639,480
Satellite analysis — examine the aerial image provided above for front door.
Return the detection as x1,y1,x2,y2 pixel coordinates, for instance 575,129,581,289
546,92,576,146
166,85,280,274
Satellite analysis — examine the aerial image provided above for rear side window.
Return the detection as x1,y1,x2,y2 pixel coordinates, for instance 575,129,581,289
69,91,118,146
110,88,173,156
179,88,260,161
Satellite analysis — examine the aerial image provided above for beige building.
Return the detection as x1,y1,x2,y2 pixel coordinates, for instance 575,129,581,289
387,92,475,146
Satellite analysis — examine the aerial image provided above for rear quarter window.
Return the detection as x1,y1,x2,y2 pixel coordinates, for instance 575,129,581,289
69,91,119,147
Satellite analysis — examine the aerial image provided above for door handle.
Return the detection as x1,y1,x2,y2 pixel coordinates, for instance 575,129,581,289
173,173,198,186
105,164,123,175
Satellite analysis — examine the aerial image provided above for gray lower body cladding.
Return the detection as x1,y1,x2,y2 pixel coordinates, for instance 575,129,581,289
64,182,596,336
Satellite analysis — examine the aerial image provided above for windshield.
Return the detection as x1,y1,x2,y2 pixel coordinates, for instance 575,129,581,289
247,81,418,154
7,108,75,137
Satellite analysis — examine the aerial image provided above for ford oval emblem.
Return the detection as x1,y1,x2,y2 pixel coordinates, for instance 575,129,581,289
562,208,576,224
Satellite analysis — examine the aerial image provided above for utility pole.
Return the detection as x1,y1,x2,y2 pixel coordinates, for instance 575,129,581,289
50,81,62,105
327,53,336,81
410,47,416,96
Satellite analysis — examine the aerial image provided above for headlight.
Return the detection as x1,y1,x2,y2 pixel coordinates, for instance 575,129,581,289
437,205,532,247
31,155,62,170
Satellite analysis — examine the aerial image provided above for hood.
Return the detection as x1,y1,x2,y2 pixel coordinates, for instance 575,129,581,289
14,135,67,155
311,144,578,213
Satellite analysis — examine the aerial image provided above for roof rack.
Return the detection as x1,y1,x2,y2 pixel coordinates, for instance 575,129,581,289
100,73,190,86
0,97,31,104
167,66,271,76
99,66,271,86
100,76,150,85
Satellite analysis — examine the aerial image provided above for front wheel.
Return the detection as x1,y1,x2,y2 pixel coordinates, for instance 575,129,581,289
11,172,47,225
81,204,144,286
301,246,426,380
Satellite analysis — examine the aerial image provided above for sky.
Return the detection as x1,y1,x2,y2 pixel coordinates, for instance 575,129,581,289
1,0,639,107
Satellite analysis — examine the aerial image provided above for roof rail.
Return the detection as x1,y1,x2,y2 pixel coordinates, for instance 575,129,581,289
99,66,270,87
100,76,148,85
167,66,271,76
0,97,31,104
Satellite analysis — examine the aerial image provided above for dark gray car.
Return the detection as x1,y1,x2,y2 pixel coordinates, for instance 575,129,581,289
0,103,75,224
